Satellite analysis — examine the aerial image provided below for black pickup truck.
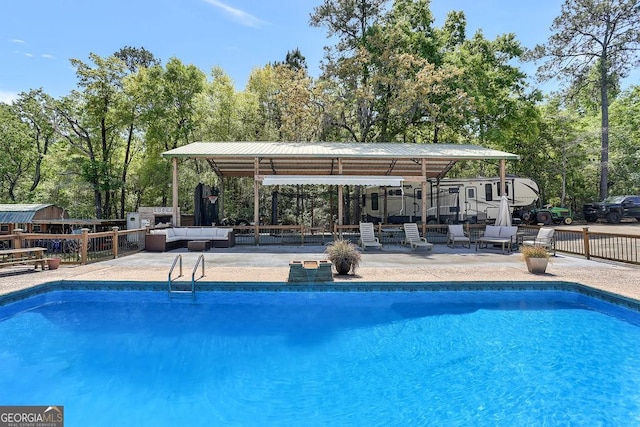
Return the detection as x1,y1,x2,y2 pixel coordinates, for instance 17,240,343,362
583,195,640,223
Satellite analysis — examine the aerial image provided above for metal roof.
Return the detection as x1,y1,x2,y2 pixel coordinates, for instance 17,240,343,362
162,142,519,179
0,204,53,224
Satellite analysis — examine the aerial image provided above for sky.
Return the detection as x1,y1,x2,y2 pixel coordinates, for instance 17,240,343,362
0,0,619,104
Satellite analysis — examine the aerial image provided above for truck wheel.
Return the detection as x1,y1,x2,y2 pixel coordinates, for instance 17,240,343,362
606,211,622,224
536,211,552,224
563,217,573,225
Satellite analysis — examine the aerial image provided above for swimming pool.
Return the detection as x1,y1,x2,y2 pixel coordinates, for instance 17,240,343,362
1,288,640,426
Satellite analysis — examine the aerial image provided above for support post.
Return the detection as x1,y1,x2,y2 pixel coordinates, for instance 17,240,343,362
254,158,260,245
81,228,89,264
421,159,427,235
13,229,23,249
500,158,506,197
582,227,590,260
112,226,119,259
338,159,344,229
172,157,179,227
219,177,225,224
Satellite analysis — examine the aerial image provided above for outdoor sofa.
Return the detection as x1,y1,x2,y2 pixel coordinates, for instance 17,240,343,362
145,227,235,252
475,225,518,254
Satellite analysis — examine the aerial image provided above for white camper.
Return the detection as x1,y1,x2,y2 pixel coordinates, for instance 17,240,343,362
361,177,539,224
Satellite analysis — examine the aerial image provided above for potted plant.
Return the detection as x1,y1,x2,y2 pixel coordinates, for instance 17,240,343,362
324,239,362,275
47,257,61,270
520,245,550,274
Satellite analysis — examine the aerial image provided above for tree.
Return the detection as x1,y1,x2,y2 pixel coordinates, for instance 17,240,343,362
11,89,58,192
311,0,466,143
311,0,387,142
114,46,159,218
134,57,207,208
530,0,640,200
113,46,160,73
0,103,38,201
54,53,128,218
608,86,640,193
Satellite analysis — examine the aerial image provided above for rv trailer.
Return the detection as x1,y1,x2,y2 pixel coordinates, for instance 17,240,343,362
361,177,540,224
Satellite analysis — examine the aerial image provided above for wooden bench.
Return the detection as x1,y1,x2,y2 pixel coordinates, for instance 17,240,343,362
0,247,47,270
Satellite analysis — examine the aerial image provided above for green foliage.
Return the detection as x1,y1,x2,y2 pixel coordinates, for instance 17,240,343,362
0,2,638,225
609,87,640,194
324,238,362,273
520,245,550,259
0,103,38,201
530,0,640,200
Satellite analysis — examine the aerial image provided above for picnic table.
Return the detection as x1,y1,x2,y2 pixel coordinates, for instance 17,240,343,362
0,247,47,270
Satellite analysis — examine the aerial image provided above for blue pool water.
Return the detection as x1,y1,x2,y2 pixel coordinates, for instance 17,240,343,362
1,289,640,426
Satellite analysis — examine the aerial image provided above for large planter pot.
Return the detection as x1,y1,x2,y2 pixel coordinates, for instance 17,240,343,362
47,258,61,270
525,257,548,274
335,260,352,275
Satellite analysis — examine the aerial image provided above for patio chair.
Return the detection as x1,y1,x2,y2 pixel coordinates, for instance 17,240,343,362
446,224,470,248
402,223,433,251
358,222,383,250
522,227,556,255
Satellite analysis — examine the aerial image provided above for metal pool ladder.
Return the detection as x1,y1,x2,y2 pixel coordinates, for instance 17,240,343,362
168,254,205,299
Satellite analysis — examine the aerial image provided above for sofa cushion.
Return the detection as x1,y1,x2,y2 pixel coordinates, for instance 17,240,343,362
500,226,518,239
200,228,217,239
173,228,187,237
186,228,202,238
484,225,501,238
215,228,230,238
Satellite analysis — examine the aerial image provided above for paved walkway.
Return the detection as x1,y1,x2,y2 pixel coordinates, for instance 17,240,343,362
1,244,639,302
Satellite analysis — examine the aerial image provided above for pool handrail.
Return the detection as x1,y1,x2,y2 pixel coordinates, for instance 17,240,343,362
168,254,183,296
191,254,205,291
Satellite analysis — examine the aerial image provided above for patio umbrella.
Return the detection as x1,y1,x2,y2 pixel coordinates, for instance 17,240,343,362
495,195,512,226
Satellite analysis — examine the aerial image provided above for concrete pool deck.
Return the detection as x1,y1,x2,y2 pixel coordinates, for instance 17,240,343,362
0,244,639,302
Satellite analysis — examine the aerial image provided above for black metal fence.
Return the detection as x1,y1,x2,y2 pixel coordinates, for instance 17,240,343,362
230,223,640,266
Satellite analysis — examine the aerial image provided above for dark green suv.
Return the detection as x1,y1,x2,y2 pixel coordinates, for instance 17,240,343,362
583,195,640,223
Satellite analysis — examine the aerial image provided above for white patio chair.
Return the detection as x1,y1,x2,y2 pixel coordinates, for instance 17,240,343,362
522,227,555,255
446,224,470,248
358,222,383,250
402,223,433,251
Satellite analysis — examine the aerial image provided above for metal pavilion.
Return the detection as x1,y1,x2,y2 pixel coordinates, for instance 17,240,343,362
161,141,519,226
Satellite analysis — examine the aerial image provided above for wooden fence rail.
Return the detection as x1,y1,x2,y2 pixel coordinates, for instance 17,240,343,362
0,227,147,264
1,224,637,266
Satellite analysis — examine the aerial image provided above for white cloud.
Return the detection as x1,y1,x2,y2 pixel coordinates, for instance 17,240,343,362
24,52,33,57
0,90,18,104
41,53,55,59
203,0,265,28
10,38,26,44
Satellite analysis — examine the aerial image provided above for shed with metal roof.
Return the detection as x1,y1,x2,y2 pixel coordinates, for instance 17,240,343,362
0,204,67,233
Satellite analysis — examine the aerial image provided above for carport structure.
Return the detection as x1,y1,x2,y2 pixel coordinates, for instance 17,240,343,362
161,141,519,227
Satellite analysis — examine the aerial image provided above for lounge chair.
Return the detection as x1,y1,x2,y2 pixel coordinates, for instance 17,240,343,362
446,224,470,248
358,222,383,250
522,227,555,255
402,223,433,251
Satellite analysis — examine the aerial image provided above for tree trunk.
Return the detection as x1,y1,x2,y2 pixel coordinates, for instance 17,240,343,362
120,122,134,219
94,189,103,219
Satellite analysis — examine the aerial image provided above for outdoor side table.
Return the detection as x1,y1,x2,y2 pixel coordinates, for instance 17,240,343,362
187,240,211,251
